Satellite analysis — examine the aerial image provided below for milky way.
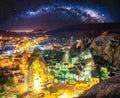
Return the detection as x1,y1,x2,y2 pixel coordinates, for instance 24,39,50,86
23,6,106,23
6,4,112,30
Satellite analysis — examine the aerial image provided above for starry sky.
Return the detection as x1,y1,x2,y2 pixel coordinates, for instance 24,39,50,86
0,0,120,30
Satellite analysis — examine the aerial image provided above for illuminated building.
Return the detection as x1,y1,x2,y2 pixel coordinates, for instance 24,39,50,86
47,48,98,84
90,77,99,86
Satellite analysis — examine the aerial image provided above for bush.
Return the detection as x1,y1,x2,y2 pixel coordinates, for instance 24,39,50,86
5,80,14,87
0,89,5,94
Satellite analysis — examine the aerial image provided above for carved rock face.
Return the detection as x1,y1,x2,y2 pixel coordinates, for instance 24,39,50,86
27,48,48,91
113,46,120,68
88,35,120,68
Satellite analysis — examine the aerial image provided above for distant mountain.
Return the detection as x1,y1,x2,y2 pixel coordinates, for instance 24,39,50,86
46,23,120,37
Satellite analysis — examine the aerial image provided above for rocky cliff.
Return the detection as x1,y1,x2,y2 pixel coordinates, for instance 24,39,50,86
70,33,120,70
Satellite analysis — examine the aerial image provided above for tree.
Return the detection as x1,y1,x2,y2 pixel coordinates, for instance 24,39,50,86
99,70,109,80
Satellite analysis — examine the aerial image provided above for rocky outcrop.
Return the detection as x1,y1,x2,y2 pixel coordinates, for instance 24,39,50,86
27,48,48,90
71,34,120,69
77,74,120,98
113,46,120,68
70,37,93,56
90,35,120,68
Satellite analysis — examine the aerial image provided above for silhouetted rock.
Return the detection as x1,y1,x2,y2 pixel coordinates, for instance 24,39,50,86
77,74,120,98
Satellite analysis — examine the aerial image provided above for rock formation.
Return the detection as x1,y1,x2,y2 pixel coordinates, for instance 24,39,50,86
27,48,48,91
77,74,120,98
71,34,120,70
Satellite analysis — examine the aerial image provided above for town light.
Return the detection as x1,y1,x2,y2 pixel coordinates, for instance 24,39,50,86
34,76,42,90
59,91,73,98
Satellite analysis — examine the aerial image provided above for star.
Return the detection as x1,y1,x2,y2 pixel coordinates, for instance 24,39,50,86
0,2,114,30
21,5,107,23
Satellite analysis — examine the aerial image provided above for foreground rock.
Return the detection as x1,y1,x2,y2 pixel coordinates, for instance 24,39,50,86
77,74,120,98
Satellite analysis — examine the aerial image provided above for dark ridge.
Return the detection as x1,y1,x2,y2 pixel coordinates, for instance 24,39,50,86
47,23,120,37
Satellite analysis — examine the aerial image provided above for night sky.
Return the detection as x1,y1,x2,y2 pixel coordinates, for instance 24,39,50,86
0,0,120,30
